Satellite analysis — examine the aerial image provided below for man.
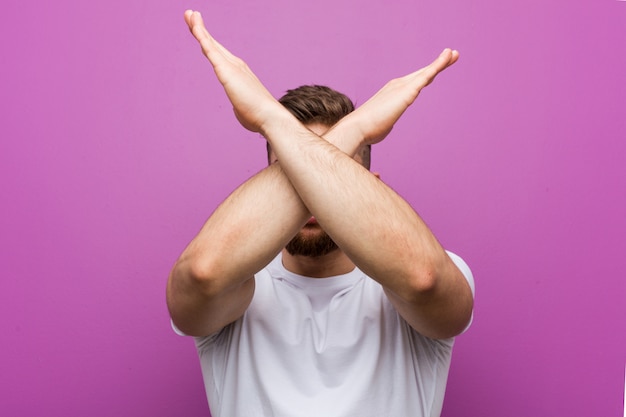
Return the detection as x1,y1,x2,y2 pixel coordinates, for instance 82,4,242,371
168,9,475,417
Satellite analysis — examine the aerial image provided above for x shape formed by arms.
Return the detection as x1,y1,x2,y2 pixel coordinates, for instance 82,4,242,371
167,10,472,339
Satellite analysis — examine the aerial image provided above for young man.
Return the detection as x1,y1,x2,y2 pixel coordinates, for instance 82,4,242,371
167,10,475,417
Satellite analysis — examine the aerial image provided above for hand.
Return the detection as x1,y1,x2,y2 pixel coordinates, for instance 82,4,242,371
348,49,459,145
184,10,288,133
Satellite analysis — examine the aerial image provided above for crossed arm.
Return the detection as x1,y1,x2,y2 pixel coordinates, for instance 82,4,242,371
167,10,473,339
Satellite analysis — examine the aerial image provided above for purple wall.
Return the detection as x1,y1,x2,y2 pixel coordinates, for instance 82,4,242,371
1,1,624,416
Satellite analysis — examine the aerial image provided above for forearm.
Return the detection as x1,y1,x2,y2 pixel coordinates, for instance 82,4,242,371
167,162,306,335
176,10,471,337
178,164,306,286
263,116,450,296
174,118,365,289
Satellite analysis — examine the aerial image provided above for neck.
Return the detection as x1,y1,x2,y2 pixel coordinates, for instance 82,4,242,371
281,248,356,278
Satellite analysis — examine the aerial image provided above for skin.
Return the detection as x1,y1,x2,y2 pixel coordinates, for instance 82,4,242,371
167,10,473,339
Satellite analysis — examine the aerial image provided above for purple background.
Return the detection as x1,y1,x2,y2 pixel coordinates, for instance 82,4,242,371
1,0,624,416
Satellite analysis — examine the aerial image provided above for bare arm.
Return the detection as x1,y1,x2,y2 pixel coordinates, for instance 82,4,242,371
264,114,472,339
167,118,365,337
168,12,367,334
257,50,472,338
169,10,472,339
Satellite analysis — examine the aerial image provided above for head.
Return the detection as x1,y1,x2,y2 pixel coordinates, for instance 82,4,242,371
267,85,371,169
268,85,371,258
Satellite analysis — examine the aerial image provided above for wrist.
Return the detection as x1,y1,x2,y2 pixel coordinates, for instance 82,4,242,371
259,108,300,140
325,114,366,156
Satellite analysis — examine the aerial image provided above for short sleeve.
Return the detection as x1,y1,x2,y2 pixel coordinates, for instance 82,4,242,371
446,250,475,332
170,320,187,336
446,250,475,297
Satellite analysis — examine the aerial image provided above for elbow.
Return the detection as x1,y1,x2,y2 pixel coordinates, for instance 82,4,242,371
170,255,225,298
185,256,213,282
408,249,455,294
407,269,437,299
401,260,441,302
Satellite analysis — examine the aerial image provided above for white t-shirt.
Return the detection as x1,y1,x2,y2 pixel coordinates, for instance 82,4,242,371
191,251,474,417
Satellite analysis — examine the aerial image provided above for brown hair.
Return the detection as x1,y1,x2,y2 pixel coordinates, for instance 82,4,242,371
279,85,354,126
267,85,371,169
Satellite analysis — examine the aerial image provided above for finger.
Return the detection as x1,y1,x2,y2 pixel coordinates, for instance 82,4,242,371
184,9,193,27
445,49,460,69
430,48,455,73
402,50,447,82
185,10,208,38
187,11,243,66
409,48,459,87
189,11,210,42
186,11,226,65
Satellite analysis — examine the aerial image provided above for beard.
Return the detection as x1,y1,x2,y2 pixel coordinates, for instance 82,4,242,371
285,226,339,257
